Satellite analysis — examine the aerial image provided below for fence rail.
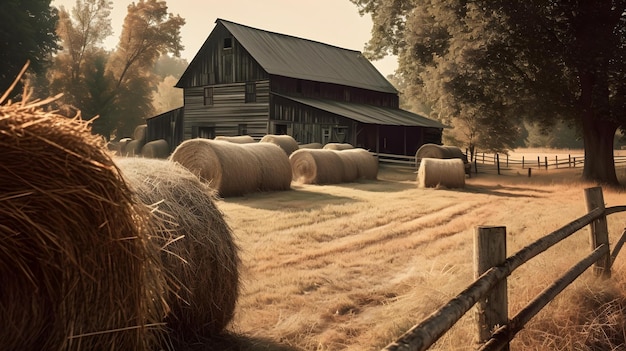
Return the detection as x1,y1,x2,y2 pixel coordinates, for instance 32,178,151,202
381,187,626,351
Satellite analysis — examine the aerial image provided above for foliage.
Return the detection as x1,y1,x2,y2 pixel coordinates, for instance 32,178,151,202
0,0,59,98
49,0,184,139
350,0,626,185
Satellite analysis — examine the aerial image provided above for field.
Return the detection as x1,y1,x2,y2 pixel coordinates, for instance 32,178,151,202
214,149,626,351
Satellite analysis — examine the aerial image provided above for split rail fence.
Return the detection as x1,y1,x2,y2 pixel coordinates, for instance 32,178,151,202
380,187,626,351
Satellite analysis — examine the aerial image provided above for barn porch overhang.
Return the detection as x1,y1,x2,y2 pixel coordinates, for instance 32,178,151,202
273,93,446,129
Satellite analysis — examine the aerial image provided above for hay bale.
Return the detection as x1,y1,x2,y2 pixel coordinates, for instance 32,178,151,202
125,139,144,157
341,148,379,180
260,134,299,156
170,139,262,197
240,143,292,192
417,158,466,188
0,97,168,350
443,145,469,163
214,135,255,144
133,124,147,144
298,142,323,149
141,139,170,159
289,149,345,184
323,142,354,150
334,150,359,182
115,158,240,342
415,143,448,160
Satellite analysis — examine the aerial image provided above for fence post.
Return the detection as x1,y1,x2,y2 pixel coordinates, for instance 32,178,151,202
569,154,571,168
545,156,548,170
522,156,525,169
474,226,509,349
556,156,558,169
584,187,611,278
537,156,540,168
496,154,500,175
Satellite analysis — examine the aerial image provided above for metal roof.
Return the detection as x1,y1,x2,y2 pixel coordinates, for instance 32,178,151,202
275,94,446,128
218,19,398,94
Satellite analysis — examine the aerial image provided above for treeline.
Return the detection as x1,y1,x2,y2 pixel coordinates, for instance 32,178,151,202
2,0,187,140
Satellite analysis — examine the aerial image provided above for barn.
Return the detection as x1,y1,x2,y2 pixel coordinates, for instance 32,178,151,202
147,18,444,156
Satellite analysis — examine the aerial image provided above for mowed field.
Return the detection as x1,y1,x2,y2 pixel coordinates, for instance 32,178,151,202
215,149,626,351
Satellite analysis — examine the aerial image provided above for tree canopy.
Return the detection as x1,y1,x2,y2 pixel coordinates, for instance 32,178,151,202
351,0,626,185
0,0,59,97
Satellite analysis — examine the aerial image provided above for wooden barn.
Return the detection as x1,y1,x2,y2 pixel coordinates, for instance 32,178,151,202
147,18,444,156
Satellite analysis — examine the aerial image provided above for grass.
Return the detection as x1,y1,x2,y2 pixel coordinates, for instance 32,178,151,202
214,156,626,351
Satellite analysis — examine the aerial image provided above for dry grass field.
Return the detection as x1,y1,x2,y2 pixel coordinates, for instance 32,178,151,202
213,149,626,351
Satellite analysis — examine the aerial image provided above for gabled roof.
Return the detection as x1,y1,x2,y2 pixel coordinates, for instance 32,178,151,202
181,19,397,94
275,94,445,128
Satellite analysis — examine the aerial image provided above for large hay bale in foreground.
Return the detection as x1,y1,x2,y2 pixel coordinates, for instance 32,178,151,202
240,142,292,191
115,158,240,341
214,135,255,144
170,139,262,197
323,142,354,150
417,158,466,188
0,98,168,350
141,139,170,158
260,134,299,156
289,149,345,184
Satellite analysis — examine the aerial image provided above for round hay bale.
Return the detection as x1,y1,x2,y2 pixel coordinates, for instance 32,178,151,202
170,139,262,197
415,143,448,160
334,150,359,182
289,149,345,184
442,145,469,163
340,148,379,180
214,135,255,144
0,98,168,350
141,139,170,159
133,124,148,144
115,158,240,342
417,158,466,188
298,142,323,149
240,143,292,192
125,139,144,157
260,134,299,156
118,137,132,155
323,142,354,151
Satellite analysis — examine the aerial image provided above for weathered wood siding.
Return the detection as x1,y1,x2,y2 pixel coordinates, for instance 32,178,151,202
146,107,184,152
270,76,399,108
177,24,269,87
183,81,270,140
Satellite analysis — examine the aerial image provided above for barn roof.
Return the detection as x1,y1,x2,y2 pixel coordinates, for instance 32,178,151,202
181,19,397,94
275,94,445,128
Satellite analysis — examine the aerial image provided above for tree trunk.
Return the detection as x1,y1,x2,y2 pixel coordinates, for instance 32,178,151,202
581,111,619,186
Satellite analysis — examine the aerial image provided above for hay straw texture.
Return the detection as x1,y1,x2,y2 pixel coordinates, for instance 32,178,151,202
141,139,170,159
416,143,468,162
298,142,323,149
340,148,378,180
214,135,255,144
289,149,345,184
115,158,240,342
133,124,147,143
125,139,144,156
260,134,299,155
323,142,354,150
241,142,292,192
417,158,466,188
0,96,168,350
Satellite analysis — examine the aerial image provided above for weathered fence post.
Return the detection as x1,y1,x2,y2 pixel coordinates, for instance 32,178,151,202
537,156,540,168
568,154,571,168
496,154,500,175
584,187,611,278
528,167,532,177
556,156,558,169
474,226,509,350
522,156,525,169
544,156,548,170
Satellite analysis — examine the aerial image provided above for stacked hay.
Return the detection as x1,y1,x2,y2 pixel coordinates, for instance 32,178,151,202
170,139,263,197
416,143,470,174
289,149,345,184
260,134,299,156
298,142,323,149
141,139,170,159
323,142,354,150
214,135,255,144
417,158,466,188
122,124,148,156
241,142,292,191
0,95,168,350
115,158,240,343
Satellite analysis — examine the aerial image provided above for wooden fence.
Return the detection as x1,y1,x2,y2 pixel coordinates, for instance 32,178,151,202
381,187,626,351
471,152,626,175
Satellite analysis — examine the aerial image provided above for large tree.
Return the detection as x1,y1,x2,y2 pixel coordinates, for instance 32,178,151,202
0,0,59,98
351,0,626,185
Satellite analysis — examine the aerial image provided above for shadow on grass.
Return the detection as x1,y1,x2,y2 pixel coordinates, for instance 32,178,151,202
168,332,302,351
221,187,358,211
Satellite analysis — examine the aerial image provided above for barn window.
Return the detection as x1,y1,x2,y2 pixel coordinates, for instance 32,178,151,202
204,87,214,105
223,37,232,49
238,123,248,135
245,82,256,103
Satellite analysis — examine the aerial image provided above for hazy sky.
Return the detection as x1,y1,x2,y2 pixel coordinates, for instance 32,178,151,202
50,0,399,77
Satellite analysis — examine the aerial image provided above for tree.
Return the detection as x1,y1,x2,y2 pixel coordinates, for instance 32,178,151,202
0,0,59,98
350,0,626,185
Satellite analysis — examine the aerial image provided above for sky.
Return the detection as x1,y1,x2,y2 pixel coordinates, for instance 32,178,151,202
50,0,399,77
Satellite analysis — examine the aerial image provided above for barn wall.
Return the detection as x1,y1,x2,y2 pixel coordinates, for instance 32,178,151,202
146,107,184,152
182,81,270,140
